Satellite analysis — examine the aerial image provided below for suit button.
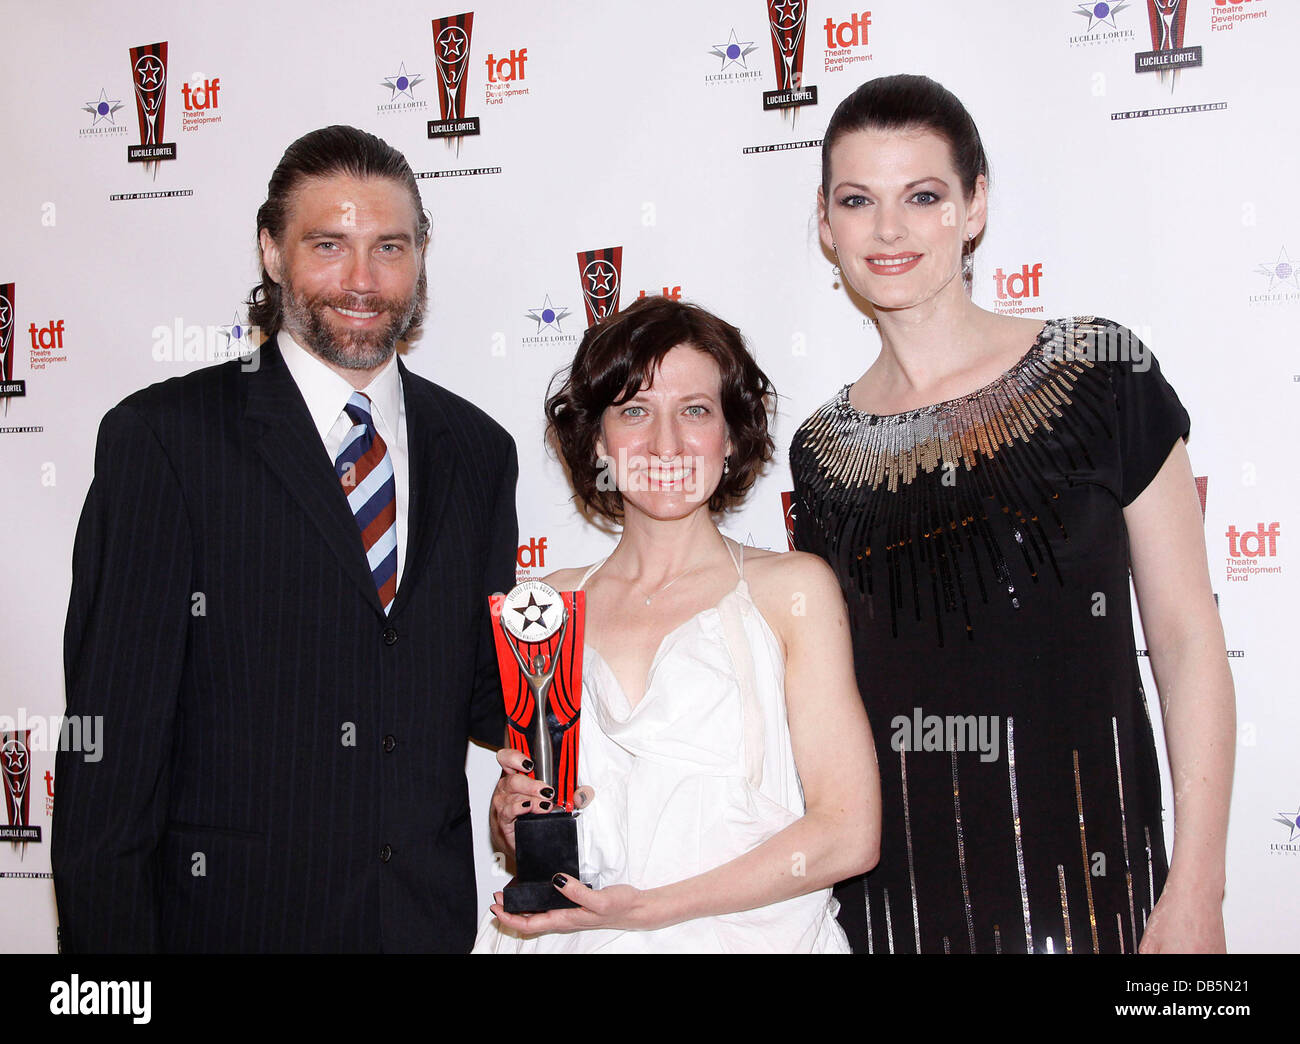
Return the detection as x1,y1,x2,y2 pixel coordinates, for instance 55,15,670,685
380,844,392,863
382,627,398,646
383,734,396,753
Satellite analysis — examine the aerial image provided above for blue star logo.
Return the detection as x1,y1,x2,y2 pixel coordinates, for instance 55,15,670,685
709,29,757,71
218,312,254,351
1255,247,1300,292
1274,803,1300,842
82,87,124,126
1074,1,1130,31
381,62,424,101
526,295,571,334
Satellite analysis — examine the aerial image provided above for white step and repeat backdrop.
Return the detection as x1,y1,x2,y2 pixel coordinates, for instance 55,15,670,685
1,0,1296,952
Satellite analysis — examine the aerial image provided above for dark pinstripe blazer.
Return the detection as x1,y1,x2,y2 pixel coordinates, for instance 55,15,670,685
53,338,516,952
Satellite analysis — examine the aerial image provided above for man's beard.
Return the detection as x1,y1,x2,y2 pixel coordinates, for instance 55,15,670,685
279,273,424,370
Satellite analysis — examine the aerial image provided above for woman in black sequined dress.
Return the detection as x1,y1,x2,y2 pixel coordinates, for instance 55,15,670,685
789,75,1234,954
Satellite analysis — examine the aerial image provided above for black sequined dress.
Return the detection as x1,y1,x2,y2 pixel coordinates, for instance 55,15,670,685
790,317,1189,954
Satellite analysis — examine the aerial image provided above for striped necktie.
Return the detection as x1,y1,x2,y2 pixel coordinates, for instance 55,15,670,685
335,391,398,614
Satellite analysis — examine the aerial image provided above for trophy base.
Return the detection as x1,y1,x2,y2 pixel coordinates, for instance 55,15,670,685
502,878,578,913
503,811,581,914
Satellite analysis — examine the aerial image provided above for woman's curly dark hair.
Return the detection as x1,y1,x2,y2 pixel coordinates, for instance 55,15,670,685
545,296,775,522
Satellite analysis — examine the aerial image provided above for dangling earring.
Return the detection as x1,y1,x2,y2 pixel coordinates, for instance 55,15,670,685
962,232,975,294
831,243,841,289
723,455,731,477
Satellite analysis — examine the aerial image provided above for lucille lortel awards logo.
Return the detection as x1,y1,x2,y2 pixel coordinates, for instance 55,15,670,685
127,41,177,174
0,284,20,406
763,0,817,112
576,248,623,327
429,12,481,143
1135,0,1202,91
781,490,798,550
1,731,40,847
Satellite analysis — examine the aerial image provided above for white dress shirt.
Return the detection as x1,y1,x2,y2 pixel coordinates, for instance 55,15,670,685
277,332,410,590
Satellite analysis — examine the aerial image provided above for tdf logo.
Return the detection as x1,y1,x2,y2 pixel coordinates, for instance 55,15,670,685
181,77,220,110
823,12,871,47
484,49,527,83
1225,523,1279,558
994,263,1044,300
517,537,548,570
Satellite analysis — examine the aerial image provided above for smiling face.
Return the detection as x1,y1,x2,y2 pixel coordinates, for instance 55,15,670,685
259,174,424,376
596,344,733,522
819,127,987,313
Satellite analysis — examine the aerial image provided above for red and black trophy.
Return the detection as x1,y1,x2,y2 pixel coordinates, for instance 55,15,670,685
127,42,177,175
492,580,585,912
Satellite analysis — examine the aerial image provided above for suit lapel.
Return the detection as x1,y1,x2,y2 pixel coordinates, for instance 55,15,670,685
243,339,385,615
394,359,456,616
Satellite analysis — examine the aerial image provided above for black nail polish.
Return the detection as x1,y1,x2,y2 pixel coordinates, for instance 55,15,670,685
552,873,568,888
540,786,555,799
539,800,551,811
521,800,531,809
521,758,533,772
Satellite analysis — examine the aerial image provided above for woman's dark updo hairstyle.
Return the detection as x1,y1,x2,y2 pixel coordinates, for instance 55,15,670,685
545,295,775,523
821,74,990,201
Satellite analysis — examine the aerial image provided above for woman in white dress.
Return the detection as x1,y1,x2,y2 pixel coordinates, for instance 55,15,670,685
475,296,880,953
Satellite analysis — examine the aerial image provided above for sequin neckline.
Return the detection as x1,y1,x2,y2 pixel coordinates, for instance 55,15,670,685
789,316,1120,644
835,319,1058,424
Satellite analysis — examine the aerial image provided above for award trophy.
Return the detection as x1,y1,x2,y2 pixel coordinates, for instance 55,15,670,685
492,581,585,912
127,43,176,176
767,0,806,94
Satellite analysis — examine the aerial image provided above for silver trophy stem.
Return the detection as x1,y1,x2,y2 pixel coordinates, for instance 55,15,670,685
502,608,570,790
529,652,557,790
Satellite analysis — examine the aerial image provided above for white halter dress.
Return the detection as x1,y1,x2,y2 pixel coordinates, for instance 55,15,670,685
473,542,849,953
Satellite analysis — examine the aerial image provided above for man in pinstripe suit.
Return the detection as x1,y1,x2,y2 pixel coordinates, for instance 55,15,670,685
53,126,517,952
